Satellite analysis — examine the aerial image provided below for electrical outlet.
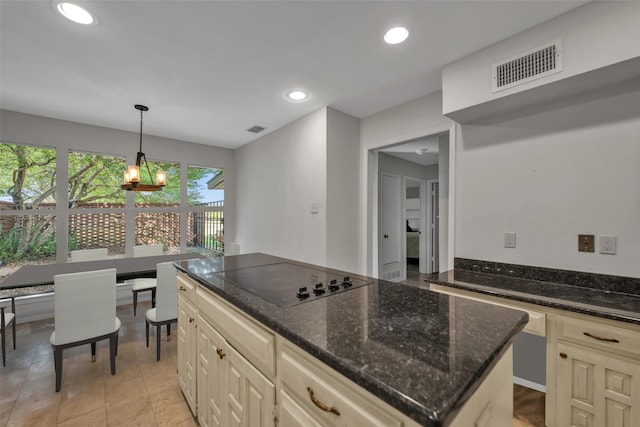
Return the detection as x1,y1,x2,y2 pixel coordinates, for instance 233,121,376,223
599,235,617,255
504,232,516,248
578,234,595,252
310,202,319,214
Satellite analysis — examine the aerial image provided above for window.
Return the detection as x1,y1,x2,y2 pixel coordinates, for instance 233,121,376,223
134,160,180,207
135,212,179,254
188,166,223,206
0,143,57,210
68,213,125,257
1,143,57,281
68,150,126,208
0,214,57,282
187,166,224,255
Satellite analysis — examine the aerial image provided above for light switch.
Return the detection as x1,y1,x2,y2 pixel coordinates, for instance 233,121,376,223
504,232,516,248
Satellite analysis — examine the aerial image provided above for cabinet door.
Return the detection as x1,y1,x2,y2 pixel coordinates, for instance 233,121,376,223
226,344,276,427
177,295,197,416
556,341,640,427
197,314,227,427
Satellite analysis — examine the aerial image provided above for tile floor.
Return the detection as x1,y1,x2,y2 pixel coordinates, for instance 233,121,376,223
0,301,196,427
1,288,545,427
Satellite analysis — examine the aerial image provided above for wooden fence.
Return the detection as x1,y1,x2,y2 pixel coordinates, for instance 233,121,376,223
1,201,224,253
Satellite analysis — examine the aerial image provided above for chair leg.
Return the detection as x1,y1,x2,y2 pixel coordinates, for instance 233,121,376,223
109,333,117,375
115,332,119,356
151,288,156,308
156,324,161,361
133,290,138,316
12,319,16,349
145,320,150,348
54,347,63,392
167,323,171,342
91,342,97,362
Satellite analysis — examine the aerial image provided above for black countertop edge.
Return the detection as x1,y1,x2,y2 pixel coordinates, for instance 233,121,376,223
175,262,527,427
429,273,640,326
454,258,640,296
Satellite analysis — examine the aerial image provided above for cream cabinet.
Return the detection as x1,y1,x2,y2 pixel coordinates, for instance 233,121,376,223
553,314,640,427
177,272,517,427
177,275,197,415
197,311,276,427
177,273,276,426
429,282,640,427
278,337,513,427
196,313,226,427
278,340,406,427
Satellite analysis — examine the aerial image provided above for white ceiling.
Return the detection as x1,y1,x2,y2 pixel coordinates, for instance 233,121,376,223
379,134,442,166
0,1,587,150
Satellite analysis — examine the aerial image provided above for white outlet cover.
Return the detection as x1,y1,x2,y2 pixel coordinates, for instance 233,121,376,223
599,235,617,255
504,232,516,248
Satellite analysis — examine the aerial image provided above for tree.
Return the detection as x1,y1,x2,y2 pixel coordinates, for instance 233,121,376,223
0,144,57,258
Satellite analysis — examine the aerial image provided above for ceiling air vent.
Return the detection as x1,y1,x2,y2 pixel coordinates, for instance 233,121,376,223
247,125,266,133
492,40,562,93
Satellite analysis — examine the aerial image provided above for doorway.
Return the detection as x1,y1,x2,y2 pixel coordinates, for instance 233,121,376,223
405,177,427,279
373,130,449,280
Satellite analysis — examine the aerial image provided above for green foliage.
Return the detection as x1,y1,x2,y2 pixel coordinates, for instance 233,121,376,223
68,151,126,206
0,144,56,207
0,224,56,262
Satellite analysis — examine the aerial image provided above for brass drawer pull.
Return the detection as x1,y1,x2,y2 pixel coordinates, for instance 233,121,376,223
583,332,620,343
559,352,567,359
189,317,194,324
179,286,187,291
216,348,226,359
307,387,340,416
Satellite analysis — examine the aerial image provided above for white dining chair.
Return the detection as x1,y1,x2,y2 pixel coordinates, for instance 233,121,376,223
131,244,164,316
1,296,17,367
50,268,120,392
70,248,108,263
145,262,177,361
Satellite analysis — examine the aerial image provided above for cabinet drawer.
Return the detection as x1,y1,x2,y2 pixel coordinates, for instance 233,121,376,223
196,286,275,377
280,341,403,427
177,273,196,303
557,314,640,358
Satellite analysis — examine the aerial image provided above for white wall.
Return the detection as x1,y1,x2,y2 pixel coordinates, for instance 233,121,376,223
360,91,455,276
234,108,328,266
326,108,361,273
378,153,438,183
443,1,640,116
455,84,640,277
0,109,235,257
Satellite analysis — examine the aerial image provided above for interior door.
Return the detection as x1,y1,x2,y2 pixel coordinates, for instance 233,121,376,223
431,181,440,273
379,172,402,277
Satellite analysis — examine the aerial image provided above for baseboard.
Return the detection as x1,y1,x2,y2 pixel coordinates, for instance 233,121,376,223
13,282,152,324
513,376,546,393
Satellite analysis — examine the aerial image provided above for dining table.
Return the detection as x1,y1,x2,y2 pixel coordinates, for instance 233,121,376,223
0,253,205,292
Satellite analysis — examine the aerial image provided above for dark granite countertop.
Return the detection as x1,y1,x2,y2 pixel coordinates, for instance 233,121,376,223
174,253,527,427
429,261,640,326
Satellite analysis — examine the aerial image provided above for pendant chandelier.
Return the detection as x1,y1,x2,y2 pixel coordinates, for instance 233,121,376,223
121,104,166,191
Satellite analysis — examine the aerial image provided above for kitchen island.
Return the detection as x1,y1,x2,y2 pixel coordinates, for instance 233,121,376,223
174,253,528,426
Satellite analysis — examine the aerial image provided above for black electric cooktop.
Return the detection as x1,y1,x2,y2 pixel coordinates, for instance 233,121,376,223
215,262,371,307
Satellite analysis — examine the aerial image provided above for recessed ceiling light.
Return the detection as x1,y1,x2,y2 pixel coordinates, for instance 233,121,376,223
416,148,429,155
286,90,308,101
56,2,96,25
384,27,409,45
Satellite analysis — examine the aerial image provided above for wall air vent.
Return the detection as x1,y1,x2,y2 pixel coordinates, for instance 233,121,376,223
247,125,266,133
492,40,562,93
